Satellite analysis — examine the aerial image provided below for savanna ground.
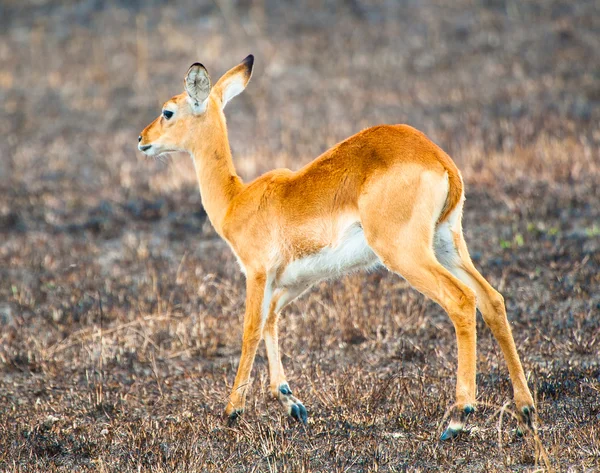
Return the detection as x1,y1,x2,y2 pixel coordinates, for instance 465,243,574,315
1,0,599,471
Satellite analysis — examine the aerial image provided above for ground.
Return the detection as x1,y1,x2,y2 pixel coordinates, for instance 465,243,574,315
0,0,599,472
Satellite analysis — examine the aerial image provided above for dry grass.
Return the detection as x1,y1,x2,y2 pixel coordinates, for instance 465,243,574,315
1,0,599,471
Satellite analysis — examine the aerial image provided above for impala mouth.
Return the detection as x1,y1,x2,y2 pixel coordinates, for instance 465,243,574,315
138,144,152,152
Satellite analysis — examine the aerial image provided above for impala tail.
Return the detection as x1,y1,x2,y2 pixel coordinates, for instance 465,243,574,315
438,166,464,224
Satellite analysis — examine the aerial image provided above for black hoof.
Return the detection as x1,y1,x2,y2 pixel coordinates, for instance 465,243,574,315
279,384,293,396
440,427,461,441
227,409,243,427
290,402,308,424
440,405,472,441
519,405,535,430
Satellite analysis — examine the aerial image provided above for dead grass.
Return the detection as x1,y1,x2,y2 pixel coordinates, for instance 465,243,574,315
1,0,599,471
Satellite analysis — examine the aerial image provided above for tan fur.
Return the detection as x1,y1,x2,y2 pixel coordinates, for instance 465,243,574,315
139,56,534,428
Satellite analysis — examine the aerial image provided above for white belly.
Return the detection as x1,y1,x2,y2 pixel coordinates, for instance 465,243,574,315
278,222,381,289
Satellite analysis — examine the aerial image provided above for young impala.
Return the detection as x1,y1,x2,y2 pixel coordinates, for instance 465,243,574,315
138,55,535,440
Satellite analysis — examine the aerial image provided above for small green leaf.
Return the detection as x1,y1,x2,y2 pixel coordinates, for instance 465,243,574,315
585,224,600,237
514,233,524,247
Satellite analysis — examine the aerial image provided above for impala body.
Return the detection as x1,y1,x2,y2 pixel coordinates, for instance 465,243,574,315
138,56,535,439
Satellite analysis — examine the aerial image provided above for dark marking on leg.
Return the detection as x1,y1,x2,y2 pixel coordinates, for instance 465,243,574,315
518,405,536,434
227,409,243,427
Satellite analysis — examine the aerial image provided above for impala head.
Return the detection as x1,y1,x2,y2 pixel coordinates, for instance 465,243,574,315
138,55,254,156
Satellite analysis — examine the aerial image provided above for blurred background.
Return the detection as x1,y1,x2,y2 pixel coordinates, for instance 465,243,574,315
0,1,599,471
2,0,599,189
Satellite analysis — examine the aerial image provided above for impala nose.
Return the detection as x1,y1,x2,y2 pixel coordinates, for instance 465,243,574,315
138,135,142,142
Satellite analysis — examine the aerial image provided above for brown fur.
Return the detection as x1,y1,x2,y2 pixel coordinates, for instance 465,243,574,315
139,56,534,433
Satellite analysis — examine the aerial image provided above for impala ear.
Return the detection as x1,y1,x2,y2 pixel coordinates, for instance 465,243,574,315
184,63,211,113
213,55,254,109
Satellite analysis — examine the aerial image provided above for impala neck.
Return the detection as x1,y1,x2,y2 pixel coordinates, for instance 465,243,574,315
188,99,243,236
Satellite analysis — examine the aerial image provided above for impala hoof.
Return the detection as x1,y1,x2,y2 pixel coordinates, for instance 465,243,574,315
290,402,308,424
277,383,308,424
440,426,462,441
440,405,474,441
226,409,243,427
519,405,536,432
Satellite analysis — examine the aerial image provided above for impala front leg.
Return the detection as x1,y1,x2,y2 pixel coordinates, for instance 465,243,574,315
226,273,267,424
263,287,308,424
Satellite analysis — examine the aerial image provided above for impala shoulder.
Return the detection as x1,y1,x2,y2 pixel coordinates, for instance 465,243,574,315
223,169,292,232
245,168,294,192
254,169,297,201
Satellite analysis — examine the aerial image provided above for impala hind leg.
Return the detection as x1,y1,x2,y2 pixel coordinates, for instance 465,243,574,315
263,287,308,423
360,170,478,440
225,273,267,424
436,223,535,430
371,240,478,440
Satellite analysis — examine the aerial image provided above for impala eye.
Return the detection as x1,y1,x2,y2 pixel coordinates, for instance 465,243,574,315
162,110,174,120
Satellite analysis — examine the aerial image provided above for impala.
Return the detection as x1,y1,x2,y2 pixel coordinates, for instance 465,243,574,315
138,55,535,440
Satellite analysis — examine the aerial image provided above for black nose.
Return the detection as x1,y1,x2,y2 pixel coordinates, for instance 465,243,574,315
138,135,142,142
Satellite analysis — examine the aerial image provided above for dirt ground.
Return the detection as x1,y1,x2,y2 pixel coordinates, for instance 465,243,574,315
1,0,599,471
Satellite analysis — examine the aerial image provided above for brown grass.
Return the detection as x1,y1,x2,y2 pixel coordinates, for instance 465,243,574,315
1,0,599,471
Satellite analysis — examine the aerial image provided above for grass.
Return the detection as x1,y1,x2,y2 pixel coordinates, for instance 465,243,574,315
1,0,599,471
